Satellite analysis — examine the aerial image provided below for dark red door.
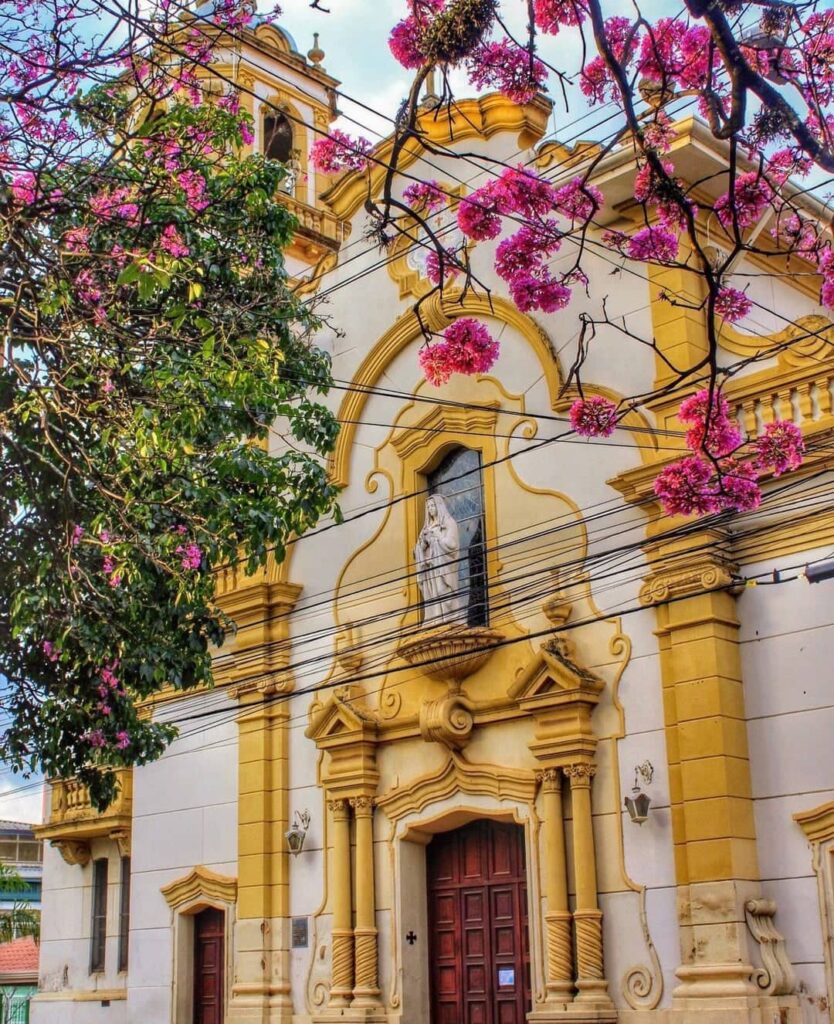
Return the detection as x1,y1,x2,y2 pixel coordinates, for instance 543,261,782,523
427,820,531,1024
193,907,224,1024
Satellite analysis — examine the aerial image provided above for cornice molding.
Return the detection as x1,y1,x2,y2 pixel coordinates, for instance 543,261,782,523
161,865,237,913
321,93,552,222
794,800,834,845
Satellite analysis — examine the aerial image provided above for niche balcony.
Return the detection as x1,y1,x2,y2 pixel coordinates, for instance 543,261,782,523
33,770,133,866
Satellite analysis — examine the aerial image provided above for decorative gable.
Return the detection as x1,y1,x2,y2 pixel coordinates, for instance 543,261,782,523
508,638,605,767
306,687,379,797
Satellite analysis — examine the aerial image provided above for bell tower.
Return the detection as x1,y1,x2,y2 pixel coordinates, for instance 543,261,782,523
213,14,350,280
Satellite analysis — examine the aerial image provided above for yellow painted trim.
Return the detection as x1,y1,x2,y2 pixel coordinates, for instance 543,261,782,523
32,990,127,1003
161,865,237,912
795,800,834,844
385,183,467,300
322,93,552,222
376,751,536,821
718,313,834,366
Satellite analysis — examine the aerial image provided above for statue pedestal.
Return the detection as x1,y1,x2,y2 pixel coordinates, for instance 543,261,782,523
398,624,505,690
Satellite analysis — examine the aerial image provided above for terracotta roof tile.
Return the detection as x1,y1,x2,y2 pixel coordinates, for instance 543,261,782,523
0,937,39,974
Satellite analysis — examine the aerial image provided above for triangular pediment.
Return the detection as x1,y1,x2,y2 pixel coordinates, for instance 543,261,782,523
509,638,604,707
306,686,378,743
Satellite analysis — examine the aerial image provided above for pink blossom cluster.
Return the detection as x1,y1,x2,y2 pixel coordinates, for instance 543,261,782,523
160,224,190,258
753,420,805,476
534,0,587,35
387,0,445,69
418,318,499,387
453,169,601,317
678,389,741,457
638,19,714,92
63,226,90,253
715,172,773,231
309,129,372,175
465,40,547,105
403,179,446,213
176,543,202,571
580,17,635,103
42,640,59,663
176,170,209,213
102,554,121,589
654,456,761,517
89,187,139,224
714,287,752,323
569,396,618,438
817,248,834,309
424,247,461,285
632,161,694,229
605,225,680,265
655,386,805,516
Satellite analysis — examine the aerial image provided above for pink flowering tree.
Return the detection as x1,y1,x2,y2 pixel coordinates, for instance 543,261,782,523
307,0,830,515
1,0,337,807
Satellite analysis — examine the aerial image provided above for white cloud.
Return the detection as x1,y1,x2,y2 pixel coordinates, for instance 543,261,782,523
0,771,44,826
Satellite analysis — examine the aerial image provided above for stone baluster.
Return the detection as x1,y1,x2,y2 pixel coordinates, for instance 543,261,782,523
538,768,574,1003
350,795,381,1007
328,798,354,1007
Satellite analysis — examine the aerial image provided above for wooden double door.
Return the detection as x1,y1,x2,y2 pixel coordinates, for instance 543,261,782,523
427,820,531,1024
193,907,225,1024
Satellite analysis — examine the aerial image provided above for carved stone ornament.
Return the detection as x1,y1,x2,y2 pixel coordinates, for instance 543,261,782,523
744,898,797,996
563,763,597,787
419,693,474,750
52,839,91,867
639,561,735,606
109,827,131,859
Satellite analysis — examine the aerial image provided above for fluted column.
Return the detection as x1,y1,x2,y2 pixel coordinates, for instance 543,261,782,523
328,798,354,1007
538,768,574,1002
350,796,381,1007
565,764,611,1006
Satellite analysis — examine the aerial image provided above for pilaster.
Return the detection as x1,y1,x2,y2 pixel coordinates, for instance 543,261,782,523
221,577,302,1024
642,538,799,1023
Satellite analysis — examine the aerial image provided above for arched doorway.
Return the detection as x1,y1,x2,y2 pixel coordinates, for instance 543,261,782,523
427,819,531,1024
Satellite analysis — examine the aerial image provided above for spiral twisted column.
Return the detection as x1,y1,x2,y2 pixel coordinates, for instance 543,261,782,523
350,795,381,1007
537,768,574,1002
328,798,354,1008
564,764,612,1007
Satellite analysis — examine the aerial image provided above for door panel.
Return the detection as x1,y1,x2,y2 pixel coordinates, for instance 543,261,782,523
193,907,225,1024
427,820,531,1024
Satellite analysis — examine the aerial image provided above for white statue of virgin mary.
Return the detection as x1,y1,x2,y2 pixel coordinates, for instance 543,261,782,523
414,493,463,626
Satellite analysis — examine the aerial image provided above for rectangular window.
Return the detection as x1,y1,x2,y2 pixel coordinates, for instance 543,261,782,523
90,858,108,973
118,857,130,972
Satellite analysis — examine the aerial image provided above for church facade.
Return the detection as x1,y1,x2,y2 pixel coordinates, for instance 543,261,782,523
31,19,834,1024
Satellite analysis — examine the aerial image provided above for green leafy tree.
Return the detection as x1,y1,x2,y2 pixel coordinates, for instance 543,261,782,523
1,13,339,807
0,865,39,944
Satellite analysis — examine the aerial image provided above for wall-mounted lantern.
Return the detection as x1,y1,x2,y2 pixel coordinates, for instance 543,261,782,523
285,810,311,855
624,761,654,825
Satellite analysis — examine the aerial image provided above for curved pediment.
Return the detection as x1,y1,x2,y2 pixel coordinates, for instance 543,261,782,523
161,865,237,913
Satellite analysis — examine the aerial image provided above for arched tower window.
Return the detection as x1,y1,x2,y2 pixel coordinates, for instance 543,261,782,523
427,447,489,626
263,112,293,163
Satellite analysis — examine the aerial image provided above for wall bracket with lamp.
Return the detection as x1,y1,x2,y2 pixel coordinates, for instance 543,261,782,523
624,761,654,825
285,809,311,855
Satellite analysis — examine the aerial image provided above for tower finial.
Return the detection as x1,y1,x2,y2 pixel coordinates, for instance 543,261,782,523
307,32,325,68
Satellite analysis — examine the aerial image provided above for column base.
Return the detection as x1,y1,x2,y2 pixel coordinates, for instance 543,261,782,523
227,984,293,1024
312,1010,388,1024
528,1004,617,1023
668,965,802,1024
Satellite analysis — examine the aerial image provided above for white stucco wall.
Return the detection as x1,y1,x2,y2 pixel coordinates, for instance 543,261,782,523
739,542,834,1022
